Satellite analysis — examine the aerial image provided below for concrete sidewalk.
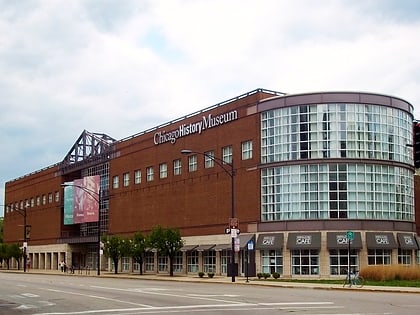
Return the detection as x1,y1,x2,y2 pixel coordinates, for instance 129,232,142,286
2,268,420,294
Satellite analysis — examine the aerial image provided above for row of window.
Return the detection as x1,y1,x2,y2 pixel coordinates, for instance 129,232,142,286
116,248,418,275
6,191,60,214
111,141,253,188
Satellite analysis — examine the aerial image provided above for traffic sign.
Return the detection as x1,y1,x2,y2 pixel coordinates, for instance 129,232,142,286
346,230,354,241
247,240,254,250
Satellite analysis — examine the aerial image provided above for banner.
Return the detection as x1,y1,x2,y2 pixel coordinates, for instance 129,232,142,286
63,175,100,225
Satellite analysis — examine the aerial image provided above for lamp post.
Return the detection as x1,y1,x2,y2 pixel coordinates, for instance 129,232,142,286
9,202,30,272
181,149,236,282
61,183,101,275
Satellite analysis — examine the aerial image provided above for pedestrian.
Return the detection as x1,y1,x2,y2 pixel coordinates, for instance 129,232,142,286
60,260,64,272
63,262,67,273
26,258,30,271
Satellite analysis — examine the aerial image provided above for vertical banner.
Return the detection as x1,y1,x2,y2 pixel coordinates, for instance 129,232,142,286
83,175,100,222
73,178,85,224
63,183,74,225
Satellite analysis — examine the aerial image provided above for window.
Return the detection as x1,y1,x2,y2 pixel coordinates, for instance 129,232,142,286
367,249,392,265
222,145,233,164
54,191,59,202
134,170,141,184
123,172,130,187
291,249,319,275
203,250,216,273
159,163,168,179
261,250,283,274
48,193,53,203
242,140,253,160
36,196,40,206
188,155,198,172
204,151,214,168
42,195,46,205
173,252,183,273
112,175,119,189
187,251,199,273
158,255,168,272
145,252,154,272
329,249,358,275
30,198,35,207
146,167,154,181
173,159,182,175
398,249,412,265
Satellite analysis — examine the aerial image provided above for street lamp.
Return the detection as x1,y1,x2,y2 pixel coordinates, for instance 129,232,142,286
181,149,237,282
61,183,102,275
10,202,30,272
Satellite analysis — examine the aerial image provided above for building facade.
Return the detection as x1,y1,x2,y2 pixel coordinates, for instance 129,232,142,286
3,89,418,277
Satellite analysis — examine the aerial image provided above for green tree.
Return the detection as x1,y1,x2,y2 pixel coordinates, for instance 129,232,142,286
148,225,184,276
131,232,147,275
102,235,131,274
9,243,23,270
0,217,4,243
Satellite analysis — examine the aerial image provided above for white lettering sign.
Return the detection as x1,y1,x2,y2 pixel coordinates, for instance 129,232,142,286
296,235,312,245
336,234,349,245
154,110,238,145
404,236,414,246
375,235,389,245
262,236,275,246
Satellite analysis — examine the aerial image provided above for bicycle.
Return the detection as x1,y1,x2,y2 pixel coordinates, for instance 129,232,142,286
343,270,364,288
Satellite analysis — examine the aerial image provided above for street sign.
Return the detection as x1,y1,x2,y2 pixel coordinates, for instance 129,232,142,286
346,230,354,241
229,217,239,229
247,240,254,250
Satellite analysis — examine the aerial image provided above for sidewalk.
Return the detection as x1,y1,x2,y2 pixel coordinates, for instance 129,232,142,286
2,268,420,294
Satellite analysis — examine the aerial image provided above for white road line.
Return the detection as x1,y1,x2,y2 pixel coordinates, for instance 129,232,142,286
45,288,153,308
91,285,245,304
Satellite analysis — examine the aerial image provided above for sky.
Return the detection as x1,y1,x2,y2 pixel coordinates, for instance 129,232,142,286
1,0,420,216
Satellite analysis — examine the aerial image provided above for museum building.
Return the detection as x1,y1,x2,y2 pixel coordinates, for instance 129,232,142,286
3,88,419,278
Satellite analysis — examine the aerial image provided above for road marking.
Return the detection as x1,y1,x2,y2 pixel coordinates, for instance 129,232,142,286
44,288,153,308
187,294,240,297
22,293,40,297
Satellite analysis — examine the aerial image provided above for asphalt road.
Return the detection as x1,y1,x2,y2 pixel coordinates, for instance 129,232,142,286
1,273,420,314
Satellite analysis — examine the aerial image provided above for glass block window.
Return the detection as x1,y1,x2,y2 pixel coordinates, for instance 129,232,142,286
146,167,154,181
159,163,168,179
134,170,141,184
112,175,119,189
123,172,130,187
204,151,214,168
173,159,182,175
222,145,233,164
188,155,198,172
241,140,253,160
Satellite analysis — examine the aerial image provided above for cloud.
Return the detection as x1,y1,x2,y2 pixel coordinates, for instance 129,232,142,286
1,0,420,215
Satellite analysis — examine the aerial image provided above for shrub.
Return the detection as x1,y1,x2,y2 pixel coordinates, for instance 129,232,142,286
360,265,420,281
198,271,205,278
263,272,271,279
207,272,215,278
257,272,263,279
272,272,280,279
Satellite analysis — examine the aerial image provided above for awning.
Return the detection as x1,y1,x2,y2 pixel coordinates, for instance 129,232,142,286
238,234,255,249
397,233,419,250
327,232,362,249
366,232,397,249
255,233,284,250
180,245,198,252
195,244,215,251
212,243,231,251
286,232,321,250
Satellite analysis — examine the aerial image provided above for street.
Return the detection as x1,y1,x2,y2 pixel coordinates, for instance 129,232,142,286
0,272,420,314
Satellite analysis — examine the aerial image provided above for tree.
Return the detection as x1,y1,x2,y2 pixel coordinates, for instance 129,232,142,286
148,225,184,276
9,243,23,270
102,235,131,274
131,232,147,275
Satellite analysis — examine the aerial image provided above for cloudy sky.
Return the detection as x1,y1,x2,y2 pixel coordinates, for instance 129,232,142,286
1,0,420,216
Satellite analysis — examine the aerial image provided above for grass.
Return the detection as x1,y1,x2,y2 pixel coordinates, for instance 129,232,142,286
257,265,420,287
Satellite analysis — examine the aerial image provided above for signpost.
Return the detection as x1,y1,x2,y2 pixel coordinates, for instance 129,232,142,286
346,231,354,285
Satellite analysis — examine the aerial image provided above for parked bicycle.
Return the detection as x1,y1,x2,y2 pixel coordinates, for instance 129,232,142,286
343,270,364,288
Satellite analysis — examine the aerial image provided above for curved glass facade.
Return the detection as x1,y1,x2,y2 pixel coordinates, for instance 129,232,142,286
260,102,414,222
